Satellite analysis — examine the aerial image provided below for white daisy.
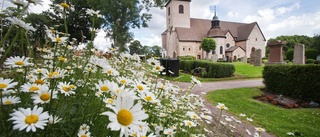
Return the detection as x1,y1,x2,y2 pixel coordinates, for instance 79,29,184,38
48,115,62,124
0,77,18,91
57,82,76,96
43,68,67,79
31,89,58,104
20,83,47,93
163,128,175,136
2,96,21,105
134,81,149,93
191,76,202,87
4,56,33,68
139,91,159,104
77,129,91,137
186,111,200,120
101,95,148,137
9,105,49,132
117,76,133,85
79,124,90,132
255,127,266,132
183,120,197,128
95,80,114,93
216,103,228,110
153,63,165,72
102,66,119,76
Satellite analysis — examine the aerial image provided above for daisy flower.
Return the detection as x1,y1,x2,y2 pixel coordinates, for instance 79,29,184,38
134,81,149,93
77,129,91,137
101,95,148,137
216,103,228,110
191,76,202,87
102,66,119,76
147,57,158,66
95,80,115,93
153,63,165,72
163,128,175,136
117,76,133,86
48,115,62,124
20,83,47,93
0,77,18,91
186,111,200,120
255,127,266,132
31,89,58,104
183,120,197,128
2,96,21,105
9,105,49,132
43,68,67,79
57,82,76,96
10,0,28,6
4,56,33,68
139,91,159,104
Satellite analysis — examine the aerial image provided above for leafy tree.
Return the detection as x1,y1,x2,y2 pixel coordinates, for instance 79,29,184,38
150,45,161,57
201,38,216,59
129,40,143,55
142,46,151,55
312,34,320,53
285,48,294,61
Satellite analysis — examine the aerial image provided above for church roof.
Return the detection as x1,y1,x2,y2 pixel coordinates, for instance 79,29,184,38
225,46,245,52
207,27,226,38
175,18,265,42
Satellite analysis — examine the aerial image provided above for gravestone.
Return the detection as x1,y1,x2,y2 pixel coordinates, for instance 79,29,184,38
317,55,320,61
250,47,256,64
160,58,179,77
211,54,218,62
254,49,262,66
243,55,247,63
293,44,305,65
266,40,286,65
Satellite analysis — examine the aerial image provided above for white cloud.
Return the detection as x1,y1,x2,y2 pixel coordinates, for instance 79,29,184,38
93,29,111,52
227,11,240,19
275,3,300,16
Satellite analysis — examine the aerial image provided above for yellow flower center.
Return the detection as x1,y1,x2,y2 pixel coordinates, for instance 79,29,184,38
120,79,126,84
59,56,66,62
69,85,76,89
48,71,59,78
107,99,114,104
145,96,153,102
29,86,39,92
40,93,50,101
56,37,62,43
25,115,39,125
168,131,173,135
0,83,8,89
137,85,143,91
107,69,112,75
100,86,109,92
117,109,133,126
219,106,225,109
80,135,87,137
116,89,120,93
15,61,24,65
187,121,192,125
4,100,12,105
116,62,121,66
60,2,70,9
35,79,44,85
155,66,161,70
62,86,70,92
37,69,42,73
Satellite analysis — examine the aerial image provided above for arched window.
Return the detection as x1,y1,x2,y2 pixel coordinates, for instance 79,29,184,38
179,5,184,14
168,7,170,15
226,43,230,48
220,46,223,54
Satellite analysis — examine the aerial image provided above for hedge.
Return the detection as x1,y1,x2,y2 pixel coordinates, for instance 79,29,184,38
178,55,196,60
179,60,235,78
263,65,320,101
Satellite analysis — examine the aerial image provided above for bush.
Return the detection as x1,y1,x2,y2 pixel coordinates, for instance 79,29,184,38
305,48,318,59
263,65,320,101
285,48,294,61
306,59,315,64
178,55,196,60
180,60,235,78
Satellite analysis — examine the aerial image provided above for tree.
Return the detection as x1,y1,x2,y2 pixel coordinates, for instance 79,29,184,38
129,40,143,55
312,34,320,53
150,45,161,57
285,48,294,61
201,38,216,59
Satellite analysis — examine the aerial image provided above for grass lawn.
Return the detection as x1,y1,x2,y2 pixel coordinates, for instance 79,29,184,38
206,88,320,137
160,62,264,82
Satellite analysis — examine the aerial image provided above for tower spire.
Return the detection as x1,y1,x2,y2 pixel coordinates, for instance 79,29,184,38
214,6,217,17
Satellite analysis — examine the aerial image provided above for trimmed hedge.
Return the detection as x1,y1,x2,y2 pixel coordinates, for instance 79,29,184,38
180,60,235,78
263,65,320,101
178,55,196,60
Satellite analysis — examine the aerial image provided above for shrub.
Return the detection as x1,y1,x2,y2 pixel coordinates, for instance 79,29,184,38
178,55,196,60
285,48,294,61
305,48,318,59
306,59,315,64
263,65,320,101
179,60,235,78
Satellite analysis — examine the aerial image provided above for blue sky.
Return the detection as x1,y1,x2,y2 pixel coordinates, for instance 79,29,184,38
2,0,320,49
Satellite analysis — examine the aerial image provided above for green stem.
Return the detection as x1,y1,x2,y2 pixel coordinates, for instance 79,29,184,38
63,9,68,36
0,30,20,65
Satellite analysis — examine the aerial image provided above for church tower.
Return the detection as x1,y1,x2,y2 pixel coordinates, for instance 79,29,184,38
165,0,191,30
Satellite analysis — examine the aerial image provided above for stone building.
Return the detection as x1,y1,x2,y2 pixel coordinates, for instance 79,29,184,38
161,0,266,61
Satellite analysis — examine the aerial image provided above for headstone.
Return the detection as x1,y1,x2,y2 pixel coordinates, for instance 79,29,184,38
266,40,286,65
293,44,305,65
211,54,218,62
254,49,262,66
316,55,320,61
250,47,256,64
160,58,179,77
243,55,247,63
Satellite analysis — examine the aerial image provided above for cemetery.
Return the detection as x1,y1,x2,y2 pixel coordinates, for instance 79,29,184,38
0,0,320,137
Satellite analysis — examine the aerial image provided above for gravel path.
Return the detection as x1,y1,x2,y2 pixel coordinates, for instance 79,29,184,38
177,78,276,137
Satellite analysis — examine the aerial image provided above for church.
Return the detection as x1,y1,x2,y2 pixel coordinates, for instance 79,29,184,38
161,0,266,61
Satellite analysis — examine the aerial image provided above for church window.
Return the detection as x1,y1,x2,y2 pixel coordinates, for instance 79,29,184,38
220,46,223,54
226,43,230,48
188,48,190,51
179,5,184,14
256,38,258,41
168,7,170,15
183,48,185,51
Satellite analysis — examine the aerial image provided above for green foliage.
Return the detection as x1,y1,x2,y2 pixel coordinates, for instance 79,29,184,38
129,40,143,54
180,60,235,78
206,88,320,137
201,38,216,59
285,48,294,61
306,59,315,64
312,34,320,52
178,55,196,60
263,65,320,101
305,48,319,59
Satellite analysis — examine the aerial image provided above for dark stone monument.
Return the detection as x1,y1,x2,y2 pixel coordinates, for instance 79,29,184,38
266,40,286,65
160,58,179,77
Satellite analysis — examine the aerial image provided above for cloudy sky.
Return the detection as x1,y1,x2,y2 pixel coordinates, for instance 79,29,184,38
2,0,320,49
132,0,320,47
